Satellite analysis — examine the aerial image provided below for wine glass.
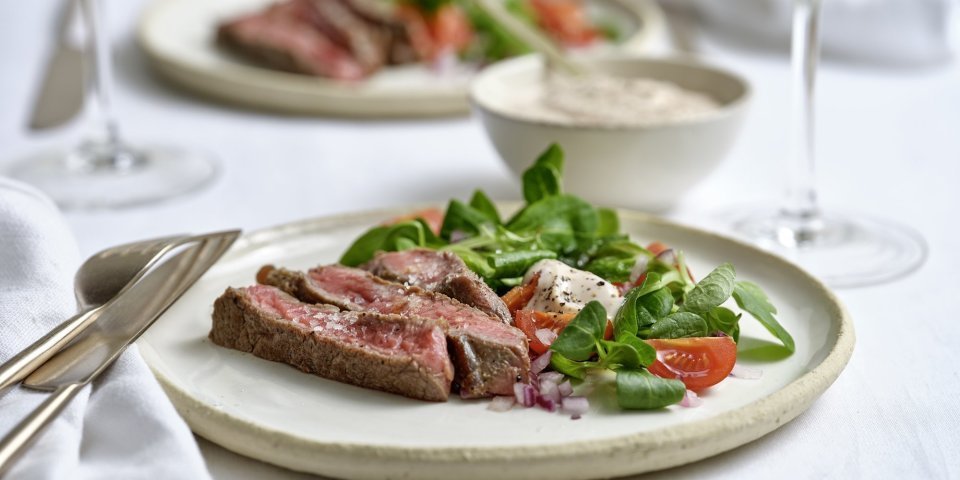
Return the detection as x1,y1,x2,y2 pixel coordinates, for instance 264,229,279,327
732,0,926,288
5,0,217,210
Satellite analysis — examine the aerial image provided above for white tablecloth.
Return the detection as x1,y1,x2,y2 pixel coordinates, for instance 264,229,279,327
1,1,958,478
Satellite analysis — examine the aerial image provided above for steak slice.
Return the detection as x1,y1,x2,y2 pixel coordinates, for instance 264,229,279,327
210,285,453,402
362,249,513,325
216,0,366,80
340,0,421,64
258,265,530,398
299,0,388,73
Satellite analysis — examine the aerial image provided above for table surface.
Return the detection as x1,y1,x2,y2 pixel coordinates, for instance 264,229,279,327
2,1,958,478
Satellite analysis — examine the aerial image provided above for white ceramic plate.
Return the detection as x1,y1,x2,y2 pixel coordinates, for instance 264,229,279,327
137,0,665,117
140,207,854,479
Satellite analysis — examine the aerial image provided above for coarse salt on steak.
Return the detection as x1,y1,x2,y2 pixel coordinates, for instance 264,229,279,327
210,285,453,401
362,249,513,325
258,265,530,398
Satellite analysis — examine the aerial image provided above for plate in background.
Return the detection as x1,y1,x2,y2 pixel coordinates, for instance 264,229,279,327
139,206,854,479
137,0,666,117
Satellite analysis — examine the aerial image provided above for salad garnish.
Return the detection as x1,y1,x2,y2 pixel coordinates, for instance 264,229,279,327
341,143,794,412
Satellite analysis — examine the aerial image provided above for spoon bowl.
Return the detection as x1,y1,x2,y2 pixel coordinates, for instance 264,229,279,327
0,234,187,392
74,235,187,309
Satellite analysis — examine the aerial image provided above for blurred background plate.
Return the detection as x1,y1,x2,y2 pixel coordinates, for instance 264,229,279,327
137,0,666,117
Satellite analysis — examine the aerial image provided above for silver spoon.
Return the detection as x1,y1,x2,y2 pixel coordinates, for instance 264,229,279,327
0,234,186,392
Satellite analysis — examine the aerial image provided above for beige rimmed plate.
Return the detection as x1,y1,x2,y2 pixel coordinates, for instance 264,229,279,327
139,207,854,479
137,0,666,117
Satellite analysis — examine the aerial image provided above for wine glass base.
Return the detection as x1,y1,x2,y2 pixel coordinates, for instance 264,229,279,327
733,211,927,288
5,144,219,210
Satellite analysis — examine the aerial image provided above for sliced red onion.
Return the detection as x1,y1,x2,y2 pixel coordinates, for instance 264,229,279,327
449,230,468,243
557,380,574,397
487,395,516,412
561,396,589,416
730,364,763,380
538,371,564,385
629,256,649,283
539,378,561,403
430,48,457,77
530,351,553,374
535,328,557,346
537,396,559,412
680,389,702,408
655,248,677,265
513,383,528,406
523,385,539,407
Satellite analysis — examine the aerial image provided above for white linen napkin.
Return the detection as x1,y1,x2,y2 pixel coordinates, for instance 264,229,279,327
0,177,210,479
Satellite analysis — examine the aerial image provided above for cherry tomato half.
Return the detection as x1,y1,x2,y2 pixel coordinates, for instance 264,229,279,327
514,310,576,354
426,4,473,54
515,309,613,355
529,0,599,47
502,272,541,314
645,337,737,391
384,207,445,236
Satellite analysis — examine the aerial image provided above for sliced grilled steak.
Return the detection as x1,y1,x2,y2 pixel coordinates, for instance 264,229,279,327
258,265,530,398
340,0,420,64
299,0,388,73
210,285,453,402
216,0,366,80
362,249,513,325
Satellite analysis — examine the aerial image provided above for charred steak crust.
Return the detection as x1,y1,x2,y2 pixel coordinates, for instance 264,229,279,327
216,0,366,80
299,0,388,73
362,249,513,325
210,285,453,402
259,265,531,398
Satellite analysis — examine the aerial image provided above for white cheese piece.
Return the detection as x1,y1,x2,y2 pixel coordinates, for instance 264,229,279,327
522,259,623,316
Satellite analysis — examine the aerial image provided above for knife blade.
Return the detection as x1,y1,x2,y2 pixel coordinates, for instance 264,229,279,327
23,230,239,389
28,0,86,130
0,229,240,475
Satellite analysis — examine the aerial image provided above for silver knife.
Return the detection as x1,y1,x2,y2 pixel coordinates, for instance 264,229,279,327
29,0,86,130
0,230,240,476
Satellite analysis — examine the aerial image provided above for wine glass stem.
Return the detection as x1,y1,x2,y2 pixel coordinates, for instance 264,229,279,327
782,0,823,243
78,0,134,169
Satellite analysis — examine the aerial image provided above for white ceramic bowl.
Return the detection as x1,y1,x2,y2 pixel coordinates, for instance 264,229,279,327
470,55,750,212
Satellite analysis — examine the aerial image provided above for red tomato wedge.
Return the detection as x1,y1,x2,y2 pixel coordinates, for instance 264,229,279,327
514,309,614,355
644,337,737,391
514,310,576,354
384,208,444,236
616,241,695,294
426,4,473,54
614,272,645,296
529,0,599,47
395,5,437,60
502,272,540,314
646,241,669,256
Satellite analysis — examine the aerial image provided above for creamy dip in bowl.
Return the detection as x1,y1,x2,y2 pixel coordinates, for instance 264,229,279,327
470,54,749,212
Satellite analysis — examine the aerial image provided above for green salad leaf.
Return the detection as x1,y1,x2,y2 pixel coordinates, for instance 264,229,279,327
733,281,795,352
600,340,647,370
681,263,736,314
549,300,606,361
469,189,501,224
616,369,687,410
549,351,587,380
521,144,564,203
647,312,709,339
